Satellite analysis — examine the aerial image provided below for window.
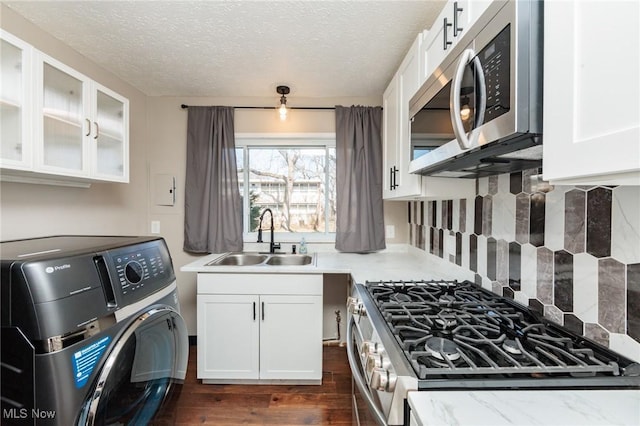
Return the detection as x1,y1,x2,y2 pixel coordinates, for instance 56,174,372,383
236,136,336,238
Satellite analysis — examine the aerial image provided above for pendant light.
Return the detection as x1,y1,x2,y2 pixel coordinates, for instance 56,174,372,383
276,85,290,121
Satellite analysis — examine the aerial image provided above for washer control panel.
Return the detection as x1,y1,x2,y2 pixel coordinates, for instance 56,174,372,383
109,240,174,305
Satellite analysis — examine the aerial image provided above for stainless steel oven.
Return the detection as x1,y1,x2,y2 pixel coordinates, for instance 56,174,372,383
347,280,640,426
347,286,417,426
408,0,543,178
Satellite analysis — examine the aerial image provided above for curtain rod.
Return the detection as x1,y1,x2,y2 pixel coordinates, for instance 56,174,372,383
180,104,336,110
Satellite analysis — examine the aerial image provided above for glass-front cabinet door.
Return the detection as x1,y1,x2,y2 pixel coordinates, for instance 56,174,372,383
93,84,129,181
0,30,129,184
0,30,32,169
39,55,90,176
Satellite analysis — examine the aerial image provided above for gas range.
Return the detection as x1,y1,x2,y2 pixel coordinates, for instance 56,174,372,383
367,280,640,385
347,280,640,426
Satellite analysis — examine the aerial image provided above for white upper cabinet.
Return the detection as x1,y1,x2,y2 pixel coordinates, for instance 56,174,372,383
38,55,90,176
383,34,423,199
0,30,32,170
383,16,476,201
383,72,400,199
0,31,129,184
421,0,493,84
92,83,129,181
543,0,640,185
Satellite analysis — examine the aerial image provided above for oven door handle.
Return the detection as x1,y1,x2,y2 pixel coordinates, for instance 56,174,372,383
451,48,486,150
347,315,388,426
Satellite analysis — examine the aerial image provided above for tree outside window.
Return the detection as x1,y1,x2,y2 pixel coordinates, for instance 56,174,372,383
236,146,336,234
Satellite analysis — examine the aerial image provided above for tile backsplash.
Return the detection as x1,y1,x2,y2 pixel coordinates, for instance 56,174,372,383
408,169,640,361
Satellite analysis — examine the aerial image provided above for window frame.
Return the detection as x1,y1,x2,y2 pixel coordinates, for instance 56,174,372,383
235,133,336,243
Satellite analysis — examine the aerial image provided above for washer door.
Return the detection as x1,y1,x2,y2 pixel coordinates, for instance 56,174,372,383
78,306,188,426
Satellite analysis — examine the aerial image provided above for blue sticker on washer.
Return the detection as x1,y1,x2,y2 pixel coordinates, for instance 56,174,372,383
72,336,111,388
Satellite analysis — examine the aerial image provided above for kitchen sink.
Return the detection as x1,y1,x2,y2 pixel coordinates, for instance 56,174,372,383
206,253,268,266
265,254,313,266
206,252,315,267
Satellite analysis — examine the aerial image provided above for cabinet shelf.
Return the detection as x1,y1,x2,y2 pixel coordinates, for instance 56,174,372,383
97,129,124,143
43,112,83,129
0,98,22,109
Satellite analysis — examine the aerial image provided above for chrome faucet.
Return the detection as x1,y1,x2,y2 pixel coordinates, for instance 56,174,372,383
256,208,281,253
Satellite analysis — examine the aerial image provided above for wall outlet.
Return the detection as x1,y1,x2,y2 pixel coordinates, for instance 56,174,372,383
151,221,161,234
386,225,395,239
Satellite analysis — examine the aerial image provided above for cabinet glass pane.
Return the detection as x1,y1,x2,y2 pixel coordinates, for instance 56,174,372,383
1,39,23,162
96,90,124,176
43,63,83,170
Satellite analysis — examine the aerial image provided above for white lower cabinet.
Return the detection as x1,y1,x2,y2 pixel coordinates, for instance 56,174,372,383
197,273,323,383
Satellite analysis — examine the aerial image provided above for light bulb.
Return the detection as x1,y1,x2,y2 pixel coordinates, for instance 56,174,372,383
278,102,287,121
460,104,471,121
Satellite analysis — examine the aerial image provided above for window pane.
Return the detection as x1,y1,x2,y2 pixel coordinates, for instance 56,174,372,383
248,148,329,233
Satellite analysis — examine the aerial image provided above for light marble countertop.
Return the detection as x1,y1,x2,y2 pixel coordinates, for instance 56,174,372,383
180,246,476,283
407,390,640,426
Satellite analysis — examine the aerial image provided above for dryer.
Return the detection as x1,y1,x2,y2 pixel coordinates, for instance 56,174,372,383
0,236,188,425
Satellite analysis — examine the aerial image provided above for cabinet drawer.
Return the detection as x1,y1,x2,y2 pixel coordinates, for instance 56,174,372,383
197,273,323,295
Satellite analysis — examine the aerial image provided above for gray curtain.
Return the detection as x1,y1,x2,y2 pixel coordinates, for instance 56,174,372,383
335,105,385,252
184,106,243,253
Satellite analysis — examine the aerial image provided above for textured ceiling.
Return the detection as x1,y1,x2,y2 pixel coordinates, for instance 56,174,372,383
4,0,446,99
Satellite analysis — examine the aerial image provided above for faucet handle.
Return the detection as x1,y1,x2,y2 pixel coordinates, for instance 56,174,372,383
272,243,281,253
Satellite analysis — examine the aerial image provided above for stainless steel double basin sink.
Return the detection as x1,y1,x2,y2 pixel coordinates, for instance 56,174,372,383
206,252,315,267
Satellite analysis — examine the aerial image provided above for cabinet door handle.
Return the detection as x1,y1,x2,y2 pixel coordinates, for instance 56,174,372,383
253,302,256,321
453,1,464,37
261,302,265,321
443,18,452,50
85,118,91,137
389,167,394,191
392,166,399,190
93,122,99,140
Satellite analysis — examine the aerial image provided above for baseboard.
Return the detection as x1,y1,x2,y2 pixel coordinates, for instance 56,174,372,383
189,335,197,346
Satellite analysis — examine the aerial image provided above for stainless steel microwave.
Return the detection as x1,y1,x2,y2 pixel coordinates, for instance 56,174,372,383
408,0,543,178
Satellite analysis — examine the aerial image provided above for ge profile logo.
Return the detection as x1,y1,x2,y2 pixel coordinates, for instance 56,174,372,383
45,264,70,274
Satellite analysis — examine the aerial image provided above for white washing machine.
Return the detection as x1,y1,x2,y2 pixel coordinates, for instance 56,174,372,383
1,235,189,425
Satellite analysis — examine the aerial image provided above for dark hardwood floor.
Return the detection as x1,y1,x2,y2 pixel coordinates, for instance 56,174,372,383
166,345,353,425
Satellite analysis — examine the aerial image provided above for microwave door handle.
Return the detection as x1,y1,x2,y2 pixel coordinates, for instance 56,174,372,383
451,49,482,150
474,55,487,129
346,316,388,426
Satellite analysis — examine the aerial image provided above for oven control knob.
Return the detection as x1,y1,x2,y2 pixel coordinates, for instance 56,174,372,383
366,351,391,374
370,368,398,392
361,341,382,357
347,297,366,316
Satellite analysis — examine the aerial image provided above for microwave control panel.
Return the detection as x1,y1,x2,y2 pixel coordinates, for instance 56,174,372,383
480,25,511,123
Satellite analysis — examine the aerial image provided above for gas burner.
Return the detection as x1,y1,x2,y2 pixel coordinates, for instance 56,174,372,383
438,294,456,305
503,338,523,356
433,316,457,330
393,293,413,303
424,337,460,362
